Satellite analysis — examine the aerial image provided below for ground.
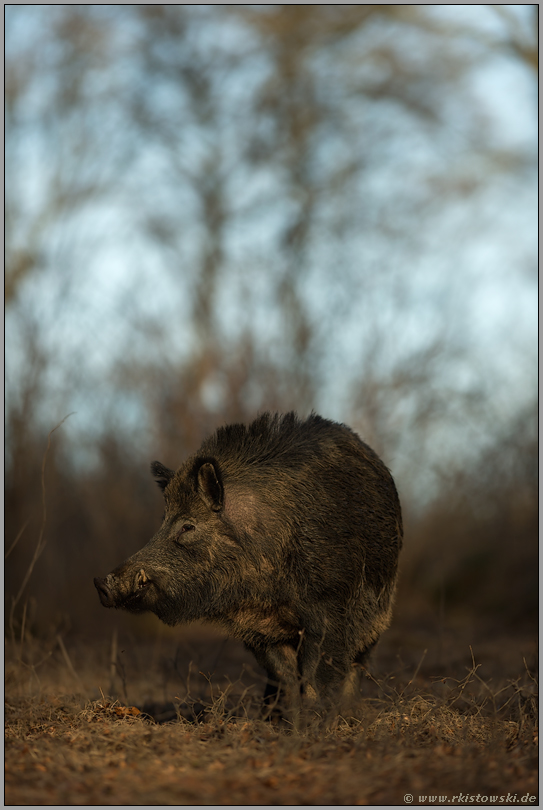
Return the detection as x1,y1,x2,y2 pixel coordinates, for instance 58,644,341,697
4,618,538,806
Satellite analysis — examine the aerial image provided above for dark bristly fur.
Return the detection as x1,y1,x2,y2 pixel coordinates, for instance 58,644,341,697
94,412,403,716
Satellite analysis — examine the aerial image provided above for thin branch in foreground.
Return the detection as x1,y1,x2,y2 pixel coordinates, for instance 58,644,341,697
5,519,30,560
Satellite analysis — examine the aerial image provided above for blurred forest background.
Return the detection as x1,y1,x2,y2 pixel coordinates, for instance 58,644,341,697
5,5,538,647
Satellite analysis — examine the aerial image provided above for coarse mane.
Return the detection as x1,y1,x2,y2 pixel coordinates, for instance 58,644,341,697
197,411,346,472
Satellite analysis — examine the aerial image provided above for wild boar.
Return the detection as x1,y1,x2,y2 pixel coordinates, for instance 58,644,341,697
94,411,402,715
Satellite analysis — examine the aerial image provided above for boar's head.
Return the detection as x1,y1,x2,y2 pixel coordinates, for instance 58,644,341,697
94,457,244,627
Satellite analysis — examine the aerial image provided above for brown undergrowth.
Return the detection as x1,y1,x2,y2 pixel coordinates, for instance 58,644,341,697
4,632,538,806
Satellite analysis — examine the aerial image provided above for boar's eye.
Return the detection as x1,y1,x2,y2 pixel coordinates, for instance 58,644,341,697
175,523,195,542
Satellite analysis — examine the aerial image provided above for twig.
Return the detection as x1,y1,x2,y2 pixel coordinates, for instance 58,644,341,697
399,648,427,697
523,657,538,685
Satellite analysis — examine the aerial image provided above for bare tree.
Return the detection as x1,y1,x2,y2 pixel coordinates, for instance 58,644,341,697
5,5,537,632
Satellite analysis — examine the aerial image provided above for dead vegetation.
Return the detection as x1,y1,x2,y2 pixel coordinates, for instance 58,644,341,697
5,630,538,806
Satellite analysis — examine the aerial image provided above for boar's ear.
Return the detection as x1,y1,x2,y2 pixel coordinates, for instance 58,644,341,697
197,461,223,512
151,461,175,493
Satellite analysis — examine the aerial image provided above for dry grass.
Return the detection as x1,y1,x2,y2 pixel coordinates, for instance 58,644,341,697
4,628,538,806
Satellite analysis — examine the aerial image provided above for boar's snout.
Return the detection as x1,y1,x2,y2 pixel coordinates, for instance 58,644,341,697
94,567,154,610
94,576,115,608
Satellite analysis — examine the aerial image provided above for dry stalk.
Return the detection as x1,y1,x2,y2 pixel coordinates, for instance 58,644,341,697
57,634,85,693
8,413,74,645
109,629,118,695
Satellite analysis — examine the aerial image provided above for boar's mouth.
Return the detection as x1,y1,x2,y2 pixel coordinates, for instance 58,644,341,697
121,567,154,610
135,567,151,592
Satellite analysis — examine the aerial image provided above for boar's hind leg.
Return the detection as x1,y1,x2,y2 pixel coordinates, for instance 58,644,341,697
248,643,300,718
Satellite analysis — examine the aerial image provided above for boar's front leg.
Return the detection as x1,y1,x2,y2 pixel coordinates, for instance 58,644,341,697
247,643,301,719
